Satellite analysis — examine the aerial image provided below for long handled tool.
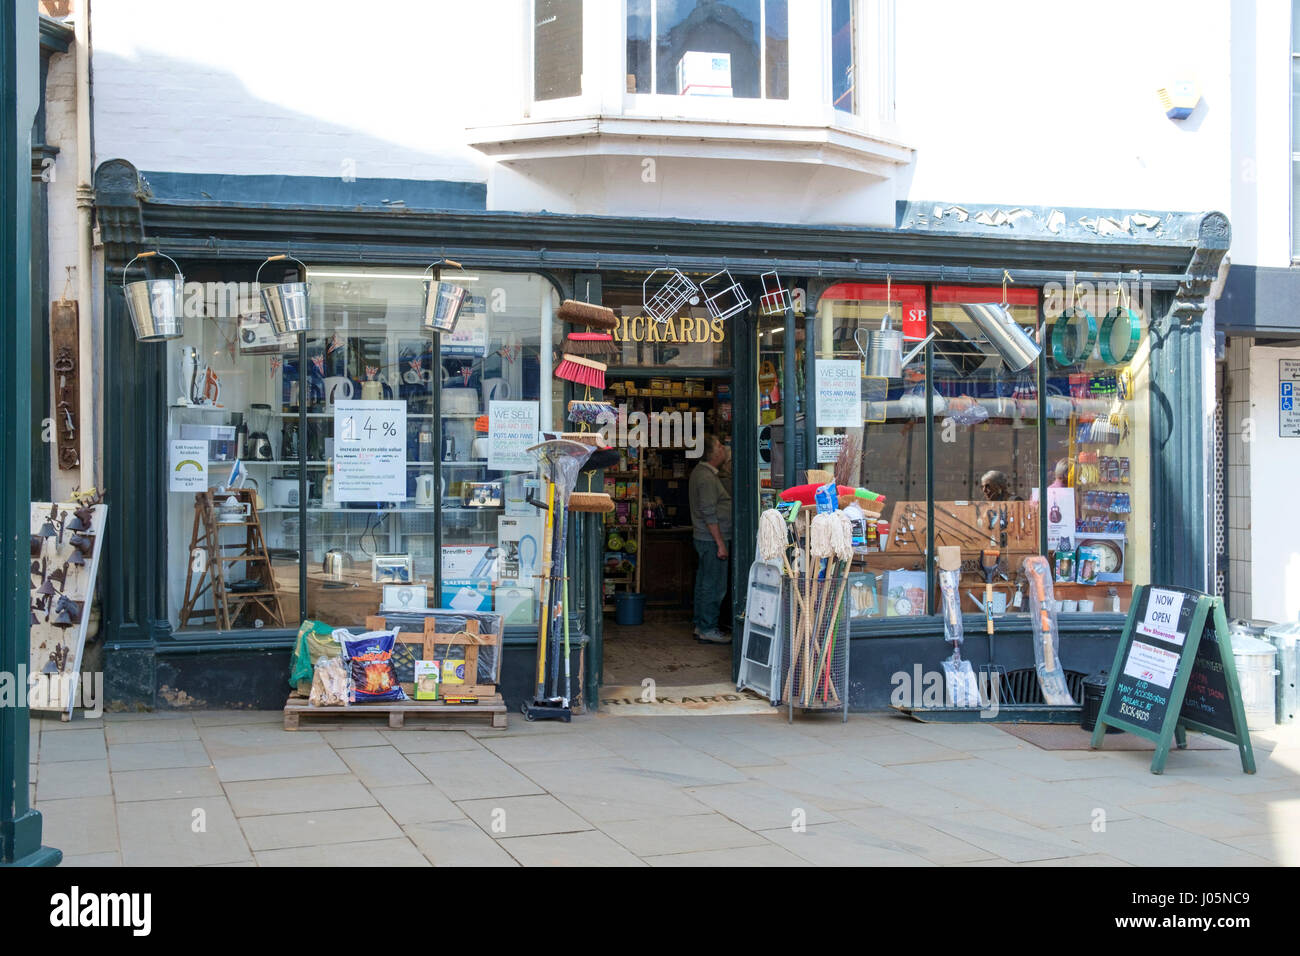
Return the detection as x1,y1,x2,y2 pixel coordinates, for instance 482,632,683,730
813,511,854,704
978,547,1011,707
937,545,980,707
1024,555,1074,705
522,438,593,722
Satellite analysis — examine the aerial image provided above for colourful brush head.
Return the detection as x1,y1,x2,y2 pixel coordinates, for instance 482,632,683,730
554,353,606,390
564,332,619,356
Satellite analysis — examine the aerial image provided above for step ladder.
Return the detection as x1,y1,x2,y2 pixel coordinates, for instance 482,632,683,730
179,487,286,630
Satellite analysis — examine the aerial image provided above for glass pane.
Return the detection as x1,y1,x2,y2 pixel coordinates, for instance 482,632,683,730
535,0,583,101
1292,57,1300,152
166,264,302,635
830,0,857,113
819,283,929,619
765,0,789,99
1294,160,1300,258
628,0,653,93
930,291,1040,618
756,308,788,510
656,0,762,98
1044,286,1150,614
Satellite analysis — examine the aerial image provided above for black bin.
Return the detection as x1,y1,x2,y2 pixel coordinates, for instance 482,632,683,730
1081,670,1121,734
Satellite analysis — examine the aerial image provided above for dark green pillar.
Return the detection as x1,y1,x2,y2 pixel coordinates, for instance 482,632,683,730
2,0,60,868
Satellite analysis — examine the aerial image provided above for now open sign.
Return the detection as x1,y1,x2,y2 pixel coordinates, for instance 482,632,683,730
1136,588,1187,646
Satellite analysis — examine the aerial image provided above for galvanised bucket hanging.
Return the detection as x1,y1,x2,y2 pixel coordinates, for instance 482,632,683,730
421,258,469,335
123,251,184,342
960,302,1042,372
257,254,312,336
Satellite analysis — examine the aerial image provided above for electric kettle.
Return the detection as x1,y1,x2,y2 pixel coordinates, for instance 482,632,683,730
415,473,437,508
323,548,352,582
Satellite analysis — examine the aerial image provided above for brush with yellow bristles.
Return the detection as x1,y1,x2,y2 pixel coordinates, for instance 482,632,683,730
557,299,618,331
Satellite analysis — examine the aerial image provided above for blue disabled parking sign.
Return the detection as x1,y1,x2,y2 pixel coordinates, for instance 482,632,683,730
1283,360,1300,437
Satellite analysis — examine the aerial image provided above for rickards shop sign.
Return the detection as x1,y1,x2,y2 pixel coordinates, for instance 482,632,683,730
613,313,727,344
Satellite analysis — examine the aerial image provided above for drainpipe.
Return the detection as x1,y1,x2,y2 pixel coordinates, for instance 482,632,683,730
74,0,93,491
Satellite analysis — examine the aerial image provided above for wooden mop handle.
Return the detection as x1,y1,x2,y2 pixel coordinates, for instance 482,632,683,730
985,581,994,635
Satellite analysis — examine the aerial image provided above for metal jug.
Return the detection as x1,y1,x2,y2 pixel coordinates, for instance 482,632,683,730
854,315,935,378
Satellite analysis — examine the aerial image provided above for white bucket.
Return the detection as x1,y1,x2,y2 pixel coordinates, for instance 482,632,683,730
1232,634,1279,731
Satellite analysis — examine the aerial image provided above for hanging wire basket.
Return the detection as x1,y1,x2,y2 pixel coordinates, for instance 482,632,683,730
643,268,698,325
758,270,791,316
700,269,751,321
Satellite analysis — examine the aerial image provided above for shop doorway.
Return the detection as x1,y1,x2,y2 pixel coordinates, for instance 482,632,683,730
593,285,739,690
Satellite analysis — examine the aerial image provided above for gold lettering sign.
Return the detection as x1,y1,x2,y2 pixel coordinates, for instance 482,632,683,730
613,314,727,345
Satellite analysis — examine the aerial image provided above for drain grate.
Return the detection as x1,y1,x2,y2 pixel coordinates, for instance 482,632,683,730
1003,668,1085,705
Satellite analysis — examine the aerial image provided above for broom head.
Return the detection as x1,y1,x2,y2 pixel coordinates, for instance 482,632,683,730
558,300,618,331
564,332,619,356
569,491,616,514
554,353,606,390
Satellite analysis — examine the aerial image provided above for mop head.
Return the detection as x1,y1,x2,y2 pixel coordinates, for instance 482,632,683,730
554,354,607,390
564,332,619,356
757,509,789,563
558,300,618,331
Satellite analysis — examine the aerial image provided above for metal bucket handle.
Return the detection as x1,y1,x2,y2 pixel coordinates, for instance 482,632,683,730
122,250,183,288
421,258,464,283
256,253,309,288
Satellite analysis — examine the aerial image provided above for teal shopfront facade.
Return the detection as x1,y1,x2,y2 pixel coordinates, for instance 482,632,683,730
92,159,1229,715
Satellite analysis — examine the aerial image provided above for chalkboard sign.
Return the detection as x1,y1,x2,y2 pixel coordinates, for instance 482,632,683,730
1179,620,1236,736
1091,585,1254,774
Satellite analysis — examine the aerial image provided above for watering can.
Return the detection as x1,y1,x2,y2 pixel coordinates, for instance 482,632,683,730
854,316,935,378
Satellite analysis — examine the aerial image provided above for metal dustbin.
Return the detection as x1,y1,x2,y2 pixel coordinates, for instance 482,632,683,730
1081,671,1121,733
1264,621,1300,725
1231,634,1279,731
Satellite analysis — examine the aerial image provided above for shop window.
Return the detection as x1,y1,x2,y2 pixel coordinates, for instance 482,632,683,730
626,0,789,99
812,281,1149,623
1043,287,1149,614
166,265,560,634
535,0,584,101
818,282,929,617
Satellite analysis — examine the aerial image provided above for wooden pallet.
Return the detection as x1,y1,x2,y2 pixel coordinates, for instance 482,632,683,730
283,693,508,731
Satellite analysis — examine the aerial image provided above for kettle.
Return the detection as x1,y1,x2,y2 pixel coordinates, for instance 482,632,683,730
415,473,437,508
323,548,352,581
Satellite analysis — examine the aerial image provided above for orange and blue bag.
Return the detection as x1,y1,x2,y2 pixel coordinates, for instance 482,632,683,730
338,628,408,703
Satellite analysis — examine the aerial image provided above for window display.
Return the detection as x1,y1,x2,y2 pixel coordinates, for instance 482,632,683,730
167,265,560,634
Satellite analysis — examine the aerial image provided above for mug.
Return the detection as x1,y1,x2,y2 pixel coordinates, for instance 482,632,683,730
1077,599,1094,613
362,378,392,401
323,376,353,405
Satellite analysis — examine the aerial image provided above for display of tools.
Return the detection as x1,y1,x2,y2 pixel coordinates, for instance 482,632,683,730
1023,555,1074,705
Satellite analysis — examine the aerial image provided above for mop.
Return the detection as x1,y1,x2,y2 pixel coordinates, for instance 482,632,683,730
810,511,854,705
522,438,593,722
758,508,807,705
802,513,839,705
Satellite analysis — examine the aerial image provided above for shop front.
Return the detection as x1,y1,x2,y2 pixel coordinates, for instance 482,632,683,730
93,160,1228,716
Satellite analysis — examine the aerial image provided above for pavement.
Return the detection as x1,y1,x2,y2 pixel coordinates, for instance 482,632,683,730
26,708,1300,866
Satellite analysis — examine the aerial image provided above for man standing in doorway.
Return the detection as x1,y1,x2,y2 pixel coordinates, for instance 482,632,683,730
689,434,732,644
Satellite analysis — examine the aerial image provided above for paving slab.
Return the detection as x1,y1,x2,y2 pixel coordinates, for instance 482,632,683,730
105,718,200,744
336,745,427,788
833,806,1000,864
924,809,1090,864
380,729,484,754
761,820,939,866
644,843,810,866
36,757,111,801
369,784,466,825
459,794,593,838
599,811,768,856
38,729,106,763
407,749,545,801
33,795,120,857
224,774,377,817
255,837,429,867
107,738,212,772
1048,816,1273,867
685,781,839,831
498,829,646,866
111,766,224,803
405,819,519,866
117,796,250,866
240,806,403,851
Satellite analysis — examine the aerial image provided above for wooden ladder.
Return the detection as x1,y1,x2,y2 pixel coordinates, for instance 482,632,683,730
179,487,286,630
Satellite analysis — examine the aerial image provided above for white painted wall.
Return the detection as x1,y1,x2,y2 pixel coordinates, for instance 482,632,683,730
1248,346,1300,625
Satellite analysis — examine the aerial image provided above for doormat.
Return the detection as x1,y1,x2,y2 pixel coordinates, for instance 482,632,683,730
999,724,1231,752
599,683,776,717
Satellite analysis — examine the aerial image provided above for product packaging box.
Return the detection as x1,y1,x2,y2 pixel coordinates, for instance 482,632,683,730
504,474,542,515
442,659,467,685
495,586,536,625
498,516,543,585
414,660,440,700
441,579,493,612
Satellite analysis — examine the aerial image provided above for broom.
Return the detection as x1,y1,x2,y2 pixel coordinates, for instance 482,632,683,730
554,354,606,390
562,433,617,514
564,332,619,357
558,300,618,330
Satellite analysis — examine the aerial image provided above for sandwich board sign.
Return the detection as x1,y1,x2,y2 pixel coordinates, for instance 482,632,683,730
1090,584,1255,774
